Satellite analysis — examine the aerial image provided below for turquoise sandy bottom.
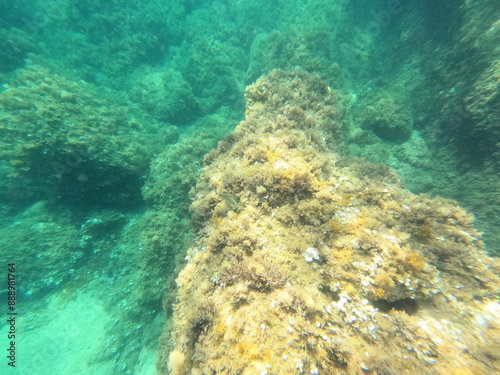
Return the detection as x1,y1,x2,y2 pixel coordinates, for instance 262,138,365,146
2,290,156,374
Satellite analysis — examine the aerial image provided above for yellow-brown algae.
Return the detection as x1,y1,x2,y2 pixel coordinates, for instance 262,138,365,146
161,70,500,375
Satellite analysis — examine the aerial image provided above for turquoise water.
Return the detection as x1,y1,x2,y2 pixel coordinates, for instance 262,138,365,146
0,1,498,374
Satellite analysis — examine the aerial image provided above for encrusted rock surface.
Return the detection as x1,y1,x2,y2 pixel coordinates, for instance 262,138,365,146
161,70,500,375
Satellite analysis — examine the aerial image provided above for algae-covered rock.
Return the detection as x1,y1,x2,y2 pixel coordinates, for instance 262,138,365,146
0,27,35,73
0,61,177,207
246,29,341,86
464,60,500,156
162,70,500,375
0,201,80,296
179,35,247,115
353,90,413,142
130,68,200,125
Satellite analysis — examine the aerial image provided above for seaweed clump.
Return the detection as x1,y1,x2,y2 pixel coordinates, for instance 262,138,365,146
162,70,500,375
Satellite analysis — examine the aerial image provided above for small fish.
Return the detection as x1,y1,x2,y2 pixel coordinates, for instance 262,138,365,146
219,193,239,211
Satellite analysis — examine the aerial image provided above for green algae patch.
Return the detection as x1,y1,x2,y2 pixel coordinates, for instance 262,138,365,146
0,61,177,207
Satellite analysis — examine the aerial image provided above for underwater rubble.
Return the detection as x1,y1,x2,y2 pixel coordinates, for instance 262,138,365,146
162,70,500,375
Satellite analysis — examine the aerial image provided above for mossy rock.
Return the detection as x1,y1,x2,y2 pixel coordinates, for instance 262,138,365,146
354,92,413,142
0,61,177,208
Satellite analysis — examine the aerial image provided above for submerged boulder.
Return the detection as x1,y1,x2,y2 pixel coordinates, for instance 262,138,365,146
0,61,177,207
161,70,500,375
353,91,413,143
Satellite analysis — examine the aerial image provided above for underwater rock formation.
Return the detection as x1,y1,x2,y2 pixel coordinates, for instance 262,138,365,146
353,90,413,143
162,70,500,375
0,61,177,206
465,60,500,157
